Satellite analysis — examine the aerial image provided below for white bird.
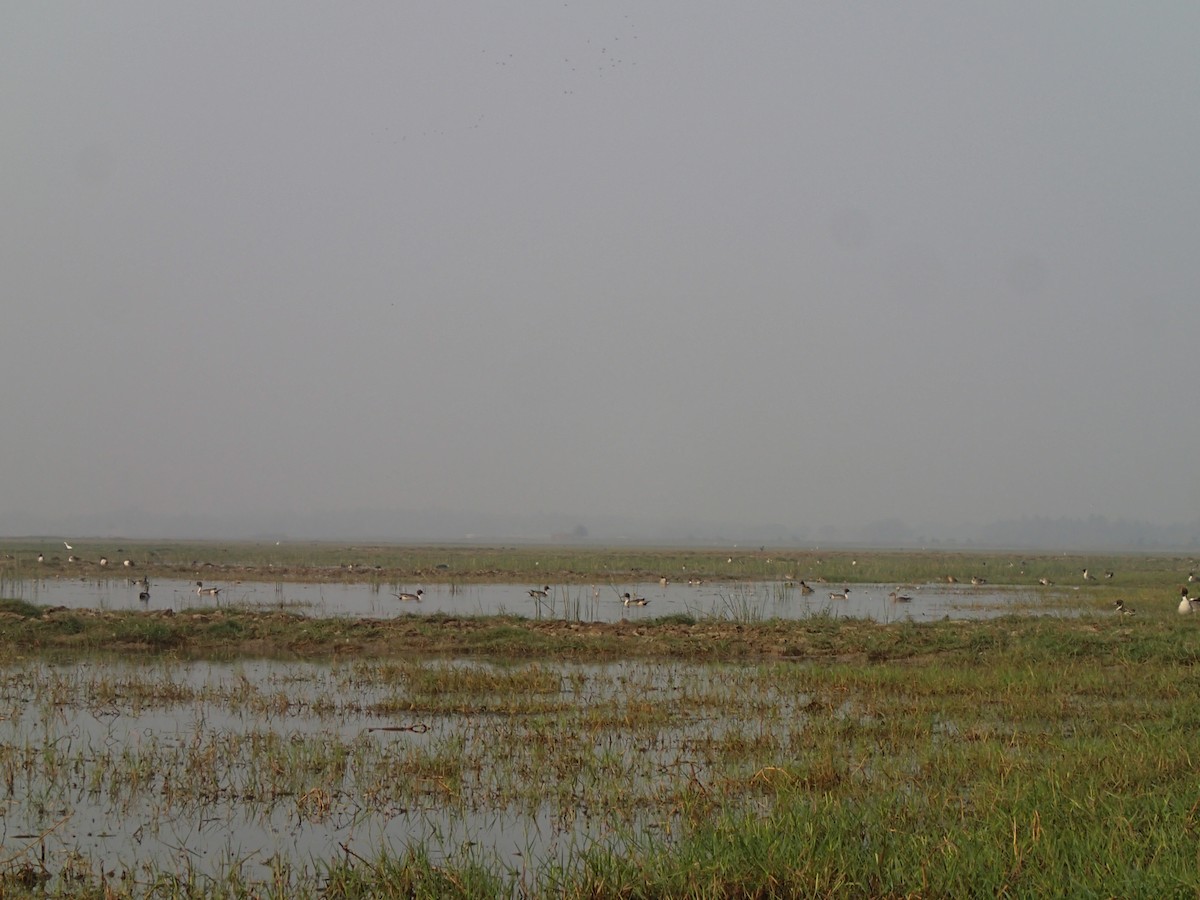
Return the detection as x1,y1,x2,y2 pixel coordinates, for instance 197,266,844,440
392,589,423,602
527,586,551,599
63,541,73,550
195,581,222,598
829,588,850,600
1178,588,1197,615
622,593,649,607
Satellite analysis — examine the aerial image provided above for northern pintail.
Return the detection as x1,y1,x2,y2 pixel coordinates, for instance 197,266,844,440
829,588,850,600
622,593,649,607
393,589,424,602
1179,587,1197,615
1114,600,1134,616
527,586,551,599
888,591,912,603
195,581,223,598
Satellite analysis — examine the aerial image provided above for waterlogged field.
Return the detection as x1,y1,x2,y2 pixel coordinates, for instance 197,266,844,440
0,543,1196,897
0,577,1058,623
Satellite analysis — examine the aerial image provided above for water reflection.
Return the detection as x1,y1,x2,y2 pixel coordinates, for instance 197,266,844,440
3,577,1051,622
0,657,818,886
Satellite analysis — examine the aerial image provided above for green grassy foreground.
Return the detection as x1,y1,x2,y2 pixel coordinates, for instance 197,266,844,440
0,545,1198,897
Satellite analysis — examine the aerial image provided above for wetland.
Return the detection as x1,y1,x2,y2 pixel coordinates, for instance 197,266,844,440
0,541,1197,897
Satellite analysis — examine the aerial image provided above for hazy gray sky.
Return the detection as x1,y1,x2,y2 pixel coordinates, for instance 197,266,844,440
4,3,1199,539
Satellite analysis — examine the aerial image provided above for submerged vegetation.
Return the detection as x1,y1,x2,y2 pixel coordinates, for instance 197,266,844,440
0,543,1196,896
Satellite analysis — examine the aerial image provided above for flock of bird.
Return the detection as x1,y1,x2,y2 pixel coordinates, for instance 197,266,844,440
1112,585,1200,617
32,545,1200,619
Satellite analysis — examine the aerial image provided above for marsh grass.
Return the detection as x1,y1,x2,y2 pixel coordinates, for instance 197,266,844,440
0,550,1199,895
5,541,1197,592
0,625,1198,896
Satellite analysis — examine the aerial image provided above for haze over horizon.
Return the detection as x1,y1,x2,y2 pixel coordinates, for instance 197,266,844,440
4,4,1199,547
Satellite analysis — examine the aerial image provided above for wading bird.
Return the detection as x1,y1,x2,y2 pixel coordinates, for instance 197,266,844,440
392,589,424,602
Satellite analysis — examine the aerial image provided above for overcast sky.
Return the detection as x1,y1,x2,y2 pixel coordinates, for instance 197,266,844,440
3,3,1198,540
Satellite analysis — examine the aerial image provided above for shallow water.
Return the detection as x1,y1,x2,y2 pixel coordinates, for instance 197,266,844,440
0,656,820,887
5,577,1054,622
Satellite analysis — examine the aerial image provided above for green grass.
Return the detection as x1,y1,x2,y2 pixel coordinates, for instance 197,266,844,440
7,620,1193,897
0,546,1198,896
3,540,1197,588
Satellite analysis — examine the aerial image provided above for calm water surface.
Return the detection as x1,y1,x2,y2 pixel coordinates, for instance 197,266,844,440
5,577,1055,622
